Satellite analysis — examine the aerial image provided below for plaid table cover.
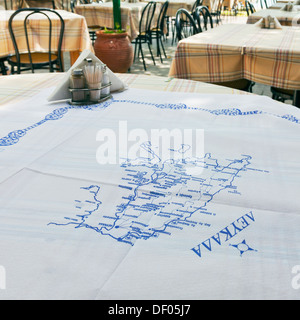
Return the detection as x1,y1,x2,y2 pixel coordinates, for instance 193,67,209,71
143,0,195,17
0,72,248,105
74,2,153,40
0,10,93,59
169,23,300,90
247,8,300,26
269,3,300,10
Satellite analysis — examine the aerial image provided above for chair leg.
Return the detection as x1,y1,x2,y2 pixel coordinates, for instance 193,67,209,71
0,60,7,75
147,42,156,66
134,42,138,61
139,42,147,71
159,36,167,59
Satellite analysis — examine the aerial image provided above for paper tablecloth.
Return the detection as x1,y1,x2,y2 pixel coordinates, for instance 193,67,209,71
0,85,300,299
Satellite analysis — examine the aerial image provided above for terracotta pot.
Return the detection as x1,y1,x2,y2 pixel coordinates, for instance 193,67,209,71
94,30,134,73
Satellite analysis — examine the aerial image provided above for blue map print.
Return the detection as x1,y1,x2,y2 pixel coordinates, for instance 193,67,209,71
0,97,299,148
48,141,264,246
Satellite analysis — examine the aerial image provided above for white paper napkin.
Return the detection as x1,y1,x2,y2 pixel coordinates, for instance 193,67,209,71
254,16,283,29
47,50,128,102
281,3,297,11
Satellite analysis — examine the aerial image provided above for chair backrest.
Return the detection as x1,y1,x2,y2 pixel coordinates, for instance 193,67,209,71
260,0,268,9
8,8,65,73
156,0,169,32
4,0,23,10
194,6,213,31
191,0,204,13
25,0,56,9
139,1,156,34
175,8,199,41
245,0,256,15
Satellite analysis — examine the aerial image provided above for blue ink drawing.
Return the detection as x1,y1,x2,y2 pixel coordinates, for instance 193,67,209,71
1,97,299,148
48,142,265,247
230,239,258,257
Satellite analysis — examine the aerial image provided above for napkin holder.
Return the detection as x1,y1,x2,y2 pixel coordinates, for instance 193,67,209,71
281,3,297,11
255,16,282,29
68,82,112,105
47,50,127,103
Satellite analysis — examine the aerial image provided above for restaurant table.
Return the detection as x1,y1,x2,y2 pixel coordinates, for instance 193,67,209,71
269,2,300,10
74,2,151,40
246,8,300,25
144,0,195,17
0,71,300,300
0,9,93,65
169,23,300,106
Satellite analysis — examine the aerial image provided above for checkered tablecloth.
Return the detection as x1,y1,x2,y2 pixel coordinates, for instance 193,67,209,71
247,8,300,26
143,0,195,17
0,10,93,59
0,72,248,106
169,23,300,90
74,2,152,40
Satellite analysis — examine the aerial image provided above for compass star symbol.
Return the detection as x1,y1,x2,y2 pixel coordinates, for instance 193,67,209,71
230,239,257,257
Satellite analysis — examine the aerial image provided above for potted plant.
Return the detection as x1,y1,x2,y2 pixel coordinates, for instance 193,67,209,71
94,0,134,73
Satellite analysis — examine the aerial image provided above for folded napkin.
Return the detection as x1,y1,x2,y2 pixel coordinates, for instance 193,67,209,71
281,3,297,11
47,50,127,102
255,16,282,29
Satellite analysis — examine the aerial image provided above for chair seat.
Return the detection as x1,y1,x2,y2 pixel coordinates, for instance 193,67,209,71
214,79,254,92
8,52,59,65
271,87,294,96
271,86,294,102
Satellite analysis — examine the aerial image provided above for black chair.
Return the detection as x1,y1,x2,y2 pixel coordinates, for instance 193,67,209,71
260,0,269,9
191,0,204,18
245,0,256,16
171,0,202,44
175,8,199,41
271,87,294,103
3,0,23,9
194,6,214,31
7,8,65,74
150,0,169,63
0,58,9,75
132,1,157,71
210,0,223,25
25,0,56,9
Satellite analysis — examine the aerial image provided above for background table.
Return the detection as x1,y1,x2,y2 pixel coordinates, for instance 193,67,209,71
74,2,152,40
0,71,300,300
269,2,300,10
0,9,93,65
169,23,300,93
247,8,300,25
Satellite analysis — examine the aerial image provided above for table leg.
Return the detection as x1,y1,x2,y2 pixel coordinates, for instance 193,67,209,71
293,90,300,108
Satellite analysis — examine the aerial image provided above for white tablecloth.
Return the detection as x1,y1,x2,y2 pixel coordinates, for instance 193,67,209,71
0,77,300,300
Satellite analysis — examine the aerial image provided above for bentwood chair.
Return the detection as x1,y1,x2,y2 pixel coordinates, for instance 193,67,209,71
245,0,256,16
175,8,199,41
150,0,169,63
171,0,202,44
132,1,157,71
271,87,294,103
25,0,56,9
0,58,8,75
210,0,223,25
7,8,65,74
194,6,214,31
3,0,23,9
